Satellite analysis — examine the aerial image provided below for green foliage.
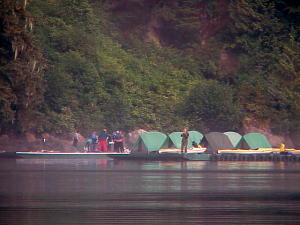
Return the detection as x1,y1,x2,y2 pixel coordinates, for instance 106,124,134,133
181,80,243,132
30,0,112,135
26,0,199,135
0,0,46,134
1,0,300,138
222,0,300,132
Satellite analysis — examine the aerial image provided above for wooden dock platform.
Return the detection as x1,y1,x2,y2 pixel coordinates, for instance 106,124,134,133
212,153,300,162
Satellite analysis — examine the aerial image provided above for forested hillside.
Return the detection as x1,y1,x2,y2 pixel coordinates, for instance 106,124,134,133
0,0,299,139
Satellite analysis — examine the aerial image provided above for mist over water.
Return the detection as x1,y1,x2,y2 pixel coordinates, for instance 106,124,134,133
1,159,300,224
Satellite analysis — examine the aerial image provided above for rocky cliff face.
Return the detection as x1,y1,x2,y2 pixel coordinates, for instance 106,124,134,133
243,117,295,148
108,0,230,47
107,0,238,74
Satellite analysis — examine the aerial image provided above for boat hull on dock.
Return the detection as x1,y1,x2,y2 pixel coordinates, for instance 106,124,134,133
212,153,300,161
16,152,128,159
5,150,300,162
108,152,211,161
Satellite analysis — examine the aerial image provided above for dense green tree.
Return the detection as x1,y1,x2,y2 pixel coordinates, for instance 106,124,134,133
28,0,196,134
181,80,243,132
0,0,46,134
222,0,300,131
29,0,109,135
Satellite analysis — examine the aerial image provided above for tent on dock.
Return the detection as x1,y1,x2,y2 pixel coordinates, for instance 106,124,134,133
168,131,204,149
203,132,235,154
241,133,272,149
131,132,168,153
224,131,242,148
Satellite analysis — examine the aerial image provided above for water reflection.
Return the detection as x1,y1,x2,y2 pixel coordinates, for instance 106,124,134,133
1,159,300,224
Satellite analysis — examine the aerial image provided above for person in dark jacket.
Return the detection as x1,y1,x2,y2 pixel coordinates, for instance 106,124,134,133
113,131,124,153
90,131,98,152
181,128,189,154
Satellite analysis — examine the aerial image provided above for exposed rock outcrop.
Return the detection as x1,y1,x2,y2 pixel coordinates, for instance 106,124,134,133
243,117,294,148
126,129,147,148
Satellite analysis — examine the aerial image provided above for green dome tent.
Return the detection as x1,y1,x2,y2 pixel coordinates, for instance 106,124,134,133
203,132,235,154
224,131,242,148
131,132,168,153
242,133,272,149
168,131,204,149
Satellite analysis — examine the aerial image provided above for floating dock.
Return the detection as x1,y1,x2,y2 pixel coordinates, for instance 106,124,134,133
108,152,211,161
213,153,300,161
0,150,299,162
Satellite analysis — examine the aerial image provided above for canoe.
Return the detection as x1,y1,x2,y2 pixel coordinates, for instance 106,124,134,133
0,151,18,159
16,151,128,159
108,152,211,161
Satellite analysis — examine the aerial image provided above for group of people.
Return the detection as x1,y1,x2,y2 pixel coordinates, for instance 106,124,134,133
72,127,193,154
84,129,125,153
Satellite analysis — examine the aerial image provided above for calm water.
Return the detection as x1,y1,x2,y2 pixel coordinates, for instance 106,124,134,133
1,159,300,224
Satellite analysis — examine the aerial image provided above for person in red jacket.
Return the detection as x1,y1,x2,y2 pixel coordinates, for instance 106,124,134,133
98,129,108,152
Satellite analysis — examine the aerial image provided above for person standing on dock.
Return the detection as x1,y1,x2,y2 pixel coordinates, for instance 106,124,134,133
98,129,108,152
181,128,189,154
113,130,124,153
107,133,114,152
72,130,80,151
90,131,98,152
84,138,93,152
41,134,47,151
